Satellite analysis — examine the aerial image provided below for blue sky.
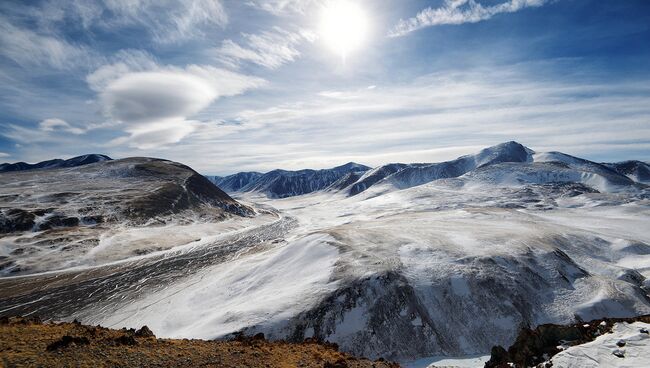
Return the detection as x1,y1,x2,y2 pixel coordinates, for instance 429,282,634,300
0,0,649,174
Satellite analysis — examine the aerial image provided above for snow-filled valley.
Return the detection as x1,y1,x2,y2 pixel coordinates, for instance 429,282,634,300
1,142,649,365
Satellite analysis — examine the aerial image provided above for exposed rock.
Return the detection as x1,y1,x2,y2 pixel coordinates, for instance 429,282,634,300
135,326,155,338
46,335,90,351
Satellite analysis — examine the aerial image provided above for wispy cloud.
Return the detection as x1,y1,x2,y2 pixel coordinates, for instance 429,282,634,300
215,27,316,69
2,0,228,46
389,0,551,37
0,152,10,159
0,14,96,70
245,0,322,15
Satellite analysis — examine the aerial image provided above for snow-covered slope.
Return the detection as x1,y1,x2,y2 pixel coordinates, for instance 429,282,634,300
604,160,650,184
0,154,111,173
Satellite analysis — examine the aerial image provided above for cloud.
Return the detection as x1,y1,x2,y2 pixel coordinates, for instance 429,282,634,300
3,0,228,46
94,61,266,149
389,0,550,37
39,118,85,135
0,152,9,158
246,0,322,15
215,27,316,69
0,14,95,70
86,49,158,92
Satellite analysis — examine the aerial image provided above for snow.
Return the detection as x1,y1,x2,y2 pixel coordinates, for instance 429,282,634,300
550,322,650,368
402,354,490,368
93,233,340,339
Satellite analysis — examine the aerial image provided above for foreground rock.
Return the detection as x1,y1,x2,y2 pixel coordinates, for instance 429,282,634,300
0,316,397,368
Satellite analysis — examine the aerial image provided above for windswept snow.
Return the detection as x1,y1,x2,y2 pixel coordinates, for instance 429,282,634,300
93,233,340,339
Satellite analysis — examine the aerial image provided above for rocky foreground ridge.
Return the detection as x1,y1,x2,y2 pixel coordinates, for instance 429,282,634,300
0,316,397,368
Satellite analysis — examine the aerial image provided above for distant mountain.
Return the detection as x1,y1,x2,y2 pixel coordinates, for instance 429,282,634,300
0,157,252,235
221,162,371,198
208,172,263,192
0,154,112,173
346,141,534,196
227,142,645,199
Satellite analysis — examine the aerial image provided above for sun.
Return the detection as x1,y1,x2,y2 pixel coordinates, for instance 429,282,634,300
319,0,369,59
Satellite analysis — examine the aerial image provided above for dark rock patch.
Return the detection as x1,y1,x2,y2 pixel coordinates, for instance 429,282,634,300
46,335,90,351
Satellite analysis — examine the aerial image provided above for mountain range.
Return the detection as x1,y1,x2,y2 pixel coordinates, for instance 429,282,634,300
0,154,112,173
209,141,649,198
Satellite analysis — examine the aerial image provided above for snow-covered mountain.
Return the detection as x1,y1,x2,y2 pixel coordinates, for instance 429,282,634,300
206,171,263,192
0,154,111,173
339,142,645,196
0,157,253,275
1,143,649,364
219,142,645,199
231,162,371,198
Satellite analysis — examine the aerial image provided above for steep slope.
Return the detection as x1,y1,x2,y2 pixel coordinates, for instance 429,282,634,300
0,154,111,173
241,162,371,198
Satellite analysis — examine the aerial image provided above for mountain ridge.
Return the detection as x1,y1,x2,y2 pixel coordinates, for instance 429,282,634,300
215,141,646,198
0,154,112,173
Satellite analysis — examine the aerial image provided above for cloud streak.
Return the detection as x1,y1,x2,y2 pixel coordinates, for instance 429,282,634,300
215,27,315,69
389,0,550,37
0,14,95,70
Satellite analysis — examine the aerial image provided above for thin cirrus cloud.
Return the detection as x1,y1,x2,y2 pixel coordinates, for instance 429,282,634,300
389,0,551,37
215,27,316,69
2,0,228,46
0,14,95,70
245,0,322,15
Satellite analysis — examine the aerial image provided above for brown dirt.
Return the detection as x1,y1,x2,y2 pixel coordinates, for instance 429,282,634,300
0,317,399,368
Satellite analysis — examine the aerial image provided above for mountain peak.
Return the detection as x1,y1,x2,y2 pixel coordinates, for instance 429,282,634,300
333,162,371,172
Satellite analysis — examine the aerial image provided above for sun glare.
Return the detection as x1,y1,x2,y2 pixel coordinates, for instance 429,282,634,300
319,0,369,59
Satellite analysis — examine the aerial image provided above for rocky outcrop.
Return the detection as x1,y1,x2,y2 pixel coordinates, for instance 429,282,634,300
485,315,650,368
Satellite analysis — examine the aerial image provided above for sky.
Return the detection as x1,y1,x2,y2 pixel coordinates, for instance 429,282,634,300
0,0,649,175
